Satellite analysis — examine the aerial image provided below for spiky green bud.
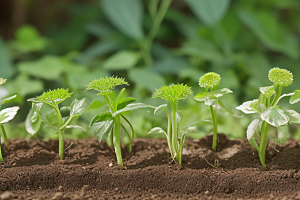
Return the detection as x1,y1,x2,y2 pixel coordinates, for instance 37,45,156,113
260,86,276,98
0,78,7,86
199,72,221,90
152,84,192,102
268,67,293,87
36,88,72,104
86,76,129,95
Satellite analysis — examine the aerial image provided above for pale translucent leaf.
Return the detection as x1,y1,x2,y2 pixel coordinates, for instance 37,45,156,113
247,118,261,140
0,106,20,124
236,100,258,114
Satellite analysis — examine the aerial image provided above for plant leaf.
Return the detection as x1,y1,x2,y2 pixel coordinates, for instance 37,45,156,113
236,100,258,114
93,119,115,142
194,88,232,106
154,104,168,115
185,0,230,26
290,90,300,104
148,127,167,138
1,95,17,105
0,106,20,124
70,98,89,117
117,97,138,110
101,0,144,40
25,108,41,135
66,125,86,132
103,51,141,70
276,125,288,146
112,103,148,117
261,106,289,127
247,118,261,140
90,111,113,126
285,110,300,124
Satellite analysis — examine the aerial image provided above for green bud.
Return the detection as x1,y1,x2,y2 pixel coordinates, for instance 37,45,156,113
268,67,293,87
199,72,221,90
86,76,129,95
152,84,192,102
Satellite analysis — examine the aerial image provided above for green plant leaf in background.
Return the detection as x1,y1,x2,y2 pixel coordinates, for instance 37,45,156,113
103,51,141,70
101,0,144,40
261,106,289,127
185,0,231,26
0,38,14,79
238,9,299,59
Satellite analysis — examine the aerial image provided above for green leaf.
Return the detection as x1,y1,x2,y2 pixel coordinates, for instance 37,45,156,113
185,0,230,26
70,98,89,117
285,110,300,124
247,118,261,140
290,90,300,104
276,125,288,146
103,51,140,70
236,100,259,114
0,106,20,124
154,104,168,115
148,127,167,138
121,114,136,138
128,69,165,92
90,112,113,126
101,0,144,39
93,119,115,142
25,108,41,135
0,38,14,79
1,95,17,105
117,97,138,110
113,103,149,117
194,88,232,106
66,125,86,132
238,9,299,59
261,106,289,127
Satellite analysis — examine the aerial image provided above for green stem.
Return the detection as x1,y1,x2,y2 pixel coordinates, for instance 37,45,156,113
271,85,283,107
210,105,218,151
163,107,174,158
170,101,178,161
114,114,123,167
53,102,64,160
259,121,269,167
0,124,8,146
142,0,172,67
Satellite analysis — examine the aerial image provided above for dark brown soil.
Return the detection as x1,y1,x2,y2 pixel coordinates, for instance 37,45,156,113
1,134,300,200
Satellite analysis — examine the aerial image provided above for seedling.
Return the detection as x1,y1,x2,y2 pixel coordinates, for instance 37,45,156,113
0,78,19,163
149,84,192,164
86,76,148,167
237,67,300,167
194,72,234,151
26,88,88,160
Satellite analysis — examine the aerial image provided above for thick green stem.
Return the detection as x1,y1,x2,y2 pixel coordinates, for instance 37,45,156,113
210,105,218,151
58,131,64,160
0,124,8,146
114,114,123,167
259,121,269,167
170,101,179,161
142,0,172,67
271,85,283,107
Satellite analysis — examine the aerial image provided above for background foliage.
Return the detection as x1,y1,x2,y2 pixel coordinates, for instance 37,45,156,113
1,0,300,141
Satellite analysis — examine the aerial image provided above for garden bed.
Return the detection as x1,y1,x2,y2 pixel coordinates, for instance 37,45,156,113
1,134,300,200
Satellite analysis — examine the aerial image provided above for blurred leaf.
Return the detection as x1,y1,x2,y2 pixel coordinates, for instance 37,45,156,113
10,25,48,53
103,51,140,70
185,0,231,26
290,90,300,104
0,106,20,124
276,125,288,145
101,0,144,39
285,110,300,124
152,57,189,74
25,108,41,135
128,68,165,91
0,38,14,79
238,9,299,59
66,125,86,132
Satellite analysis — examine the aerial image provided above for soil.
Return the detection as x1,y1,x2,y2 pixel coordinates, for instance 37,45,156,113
1,134,300,200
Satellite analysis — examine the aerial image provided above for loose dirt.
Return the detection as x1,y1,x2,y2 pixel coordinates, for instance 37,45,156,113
1,134,300,200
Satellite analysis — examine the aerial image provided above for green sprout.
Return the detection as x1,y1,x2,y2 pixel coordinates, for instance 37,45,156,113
194,72,234,151
237,67,300,167
87,76,148,167
149,84,192,164
0,78,19,163
26,88,89,160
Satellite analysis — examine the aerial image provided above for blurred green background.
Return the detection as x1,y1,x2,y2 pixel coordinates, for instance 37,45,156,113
1,0,300,141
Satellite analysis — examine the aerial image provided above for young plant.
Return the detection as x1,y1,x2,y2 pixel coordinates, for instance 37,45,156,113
0,78,20,163
194,72,234,151
237,67,300,167
149,84,192,164
86,76,148,167
26,88,88,160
